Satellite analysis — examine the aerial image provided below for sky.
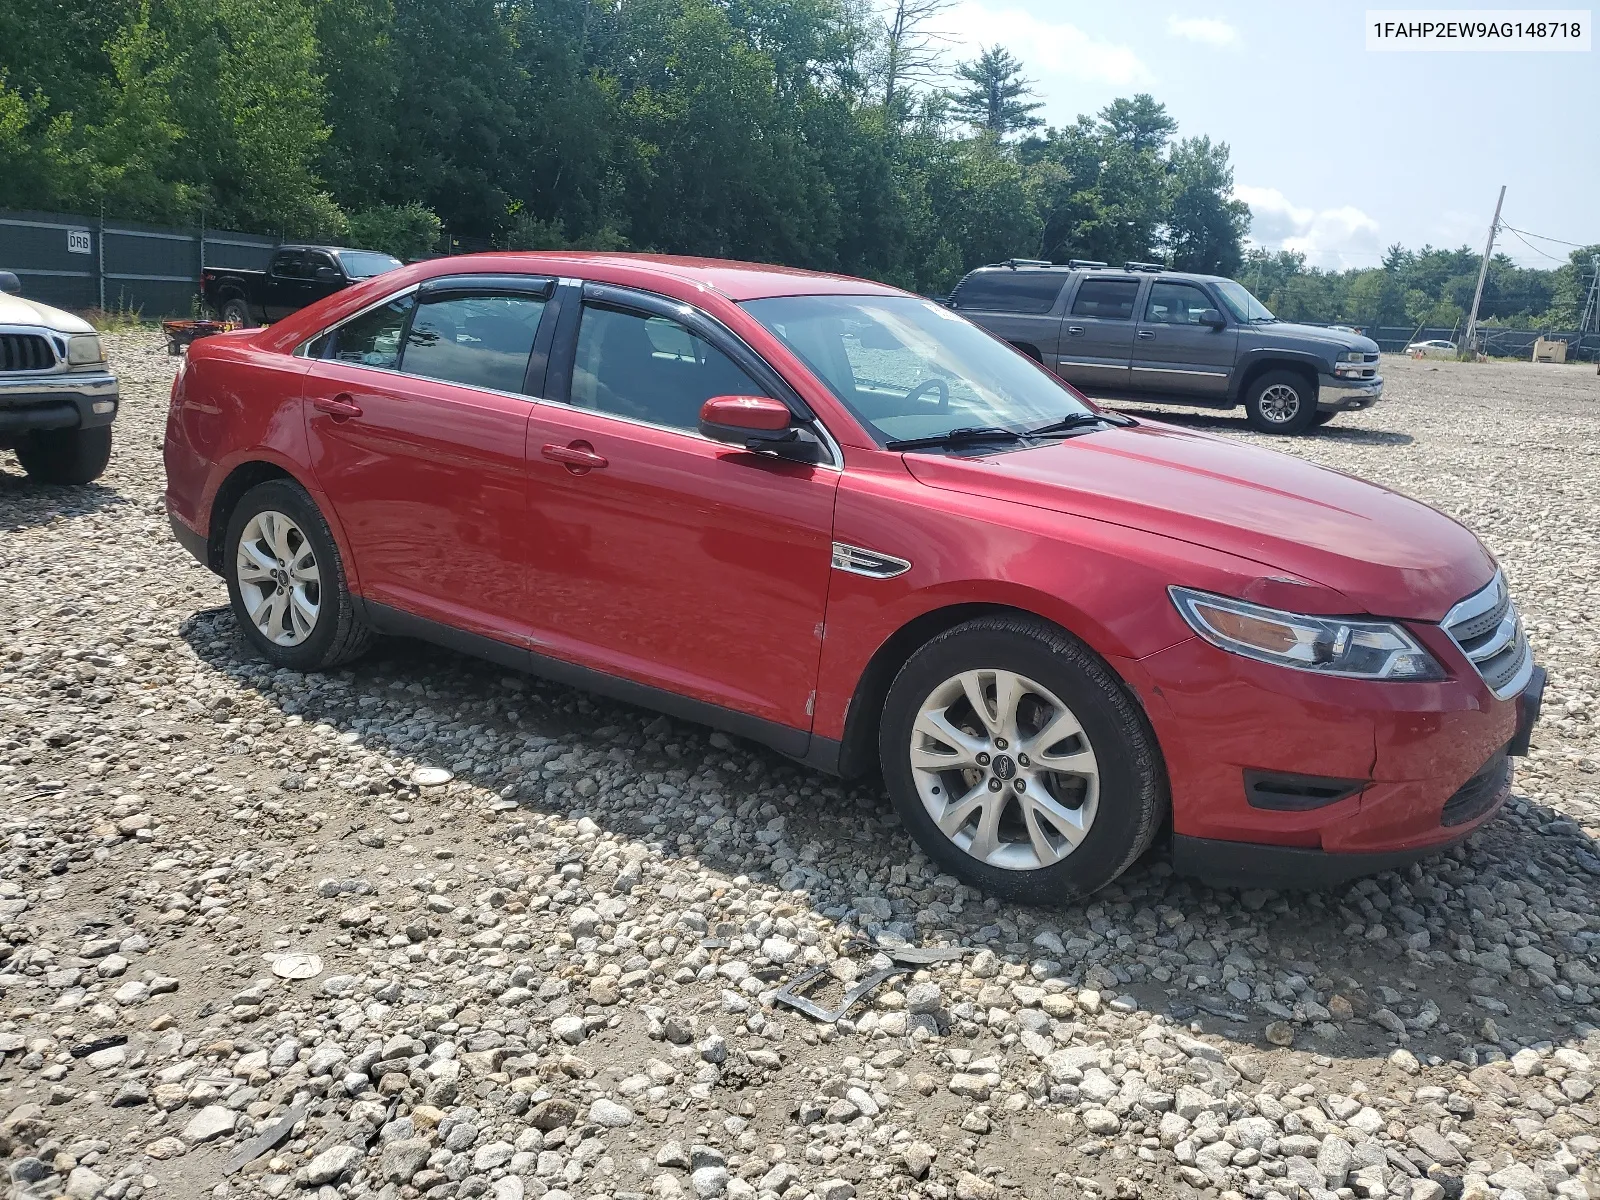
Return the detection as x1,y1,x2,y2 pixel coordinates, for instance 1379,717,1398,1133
930,0,1598,270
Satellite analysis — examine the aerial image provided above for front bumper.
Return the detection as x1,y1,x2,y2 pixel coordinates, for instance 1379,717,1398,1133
1317,372,1383,412
1120,622,1543,888
0,370,119,437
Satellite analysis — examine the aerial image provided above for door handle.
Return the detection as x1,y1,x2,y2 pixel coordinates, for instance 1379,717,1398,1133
541,441,608,473
1136,330,1156,339
1065,325,1085,335
313,394,363,420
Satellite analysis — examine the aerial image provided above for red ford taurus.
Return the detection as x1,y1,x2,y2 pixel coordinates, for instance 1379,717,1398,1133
163,253,1543,902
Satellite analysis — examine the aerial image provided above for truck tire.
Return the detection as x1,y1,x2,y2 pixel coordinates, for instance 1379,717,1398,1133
224,479,373,670
220,295,255,328
16,425,113,485
878,614,1167,904
1243,369,1318,434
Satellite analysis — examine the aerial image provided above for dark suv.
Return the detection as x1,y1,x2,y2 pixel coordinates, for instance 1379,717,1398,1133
948,260,1382,434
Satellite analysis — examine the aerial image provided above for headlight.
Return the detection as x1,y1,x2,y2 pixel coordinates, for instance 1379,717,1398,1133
1340,350,1365,362
67,334,104,365
1170,587,1444,681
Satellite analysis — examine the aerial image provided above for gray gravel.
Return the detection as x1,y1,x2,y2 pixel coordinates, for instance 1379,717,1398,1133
2,336,1597,1200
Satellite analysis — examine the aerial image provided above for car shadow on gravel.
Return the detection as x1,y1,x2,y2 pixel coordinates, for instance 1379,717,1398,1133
178,604,1598,1068
1106,405,1416,447
0,467,128,529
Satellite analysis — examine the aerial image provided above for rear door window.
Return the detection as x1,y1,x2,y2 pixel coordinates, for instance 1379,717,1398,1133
1070,279,1141,320
399,293,547,393
270,251,307,279
327,294,415,369
952,272,1066,314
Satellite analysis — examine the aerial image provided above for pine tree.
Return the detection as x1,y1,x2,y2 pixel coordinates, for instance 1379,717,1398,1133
949,46,1042,138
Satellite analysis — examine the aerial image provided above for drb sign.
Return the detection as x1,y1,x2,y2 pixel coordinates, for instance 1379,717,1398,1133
67,229,92,255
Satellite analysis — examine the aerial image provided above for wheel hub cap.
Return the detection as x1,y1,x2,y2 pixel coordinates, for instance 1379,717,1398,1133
1261,383,1300,422
909,668,1100,872
235,510,321,647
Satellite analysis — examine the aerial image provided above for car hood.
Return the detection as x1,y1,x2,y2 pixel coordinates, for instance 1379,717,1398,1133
0,291,95,333
1248,321,1378,353
902,422,1493,622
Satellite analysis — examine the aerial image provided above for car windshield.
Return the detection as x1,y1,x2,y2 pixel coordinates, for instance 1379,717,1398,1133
742,294,1094,444
1213,279,1276,323
336,250,404,279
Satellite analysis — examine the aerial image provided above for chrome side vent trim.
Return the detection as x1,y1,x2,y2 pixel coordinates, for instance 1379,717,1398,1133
831,542,911,579
1442,570,1533,701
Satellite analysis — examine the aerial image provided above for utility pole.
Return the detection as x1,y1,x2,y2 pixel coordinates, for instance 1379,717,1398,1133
1461,184,1505,360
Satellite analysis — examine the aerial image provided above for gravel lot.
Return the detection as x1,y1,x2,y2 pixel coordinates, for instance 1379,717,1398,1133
2,336,1597,1200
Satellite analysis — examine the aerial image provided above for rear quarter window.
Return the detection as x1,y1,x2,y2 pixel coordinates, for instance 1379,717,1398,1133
951,272,1066,315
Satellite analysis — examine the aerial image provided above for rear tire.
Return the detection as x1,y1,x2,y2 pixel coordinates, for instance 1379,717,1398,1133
878,615,1167,904
1244,369,1318,434
224,479,372,670
16,425,113,484
220,295,255,328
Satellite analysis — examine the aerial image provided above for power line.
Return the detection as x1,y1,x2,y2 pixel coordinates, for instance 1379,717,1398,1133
1500,221,1592,249
1501,225,1570,263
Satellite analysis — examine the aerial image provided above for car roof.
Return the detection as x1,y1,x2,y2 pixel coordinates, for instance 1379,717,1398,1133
963,264,1228,286
429,251,905,302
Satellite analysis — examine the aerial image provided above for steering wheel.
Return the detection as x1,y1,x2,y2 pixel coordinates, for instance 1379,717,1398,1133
906,377,950,410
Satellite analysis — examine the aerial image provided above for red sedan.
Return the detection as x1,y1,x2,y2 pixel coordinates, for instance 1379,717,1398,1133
163,253,1543,902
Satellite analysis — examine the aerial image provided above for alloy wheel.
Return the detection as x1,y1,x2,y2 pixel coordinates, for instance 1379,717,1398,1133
909,668,1099,871
1258,382,1301,423
235,510,321,646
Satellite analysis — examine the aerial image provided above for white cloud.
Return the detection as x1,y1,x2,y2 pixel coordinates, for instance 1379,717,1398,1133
1166,16,1240,47
937,3,1152,88
1234,185,1384,270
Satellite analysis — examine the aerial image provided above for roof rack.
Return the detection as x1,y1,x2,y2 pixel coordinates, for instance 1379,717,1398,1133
1123,261,1166,273
1065,259,1108,269
995,257,1053,269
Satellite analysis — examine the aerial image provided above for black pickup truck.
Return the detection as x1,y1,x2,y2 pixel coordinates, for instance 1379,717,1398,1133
201,245,403,327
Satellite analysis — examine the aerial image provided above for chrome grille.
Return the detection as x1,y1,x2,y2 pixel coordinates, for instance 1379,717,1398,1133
0,333,56,372
1442,571,1533,700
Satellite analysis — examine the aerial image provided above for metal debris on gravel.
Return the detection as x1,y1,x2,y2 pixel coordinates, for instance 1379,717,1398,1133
1,337,1597,1200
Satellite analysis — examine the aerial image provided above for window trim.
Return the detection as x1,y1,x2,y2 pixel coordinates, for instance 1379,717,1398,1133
1067,275,1144,321
1141,279,1221,327
542,280,841,469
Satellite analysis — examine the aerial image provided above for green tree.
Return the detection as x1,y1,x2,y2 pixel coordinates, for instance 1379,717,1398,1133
949,46,1042,138
1162,135,1248,275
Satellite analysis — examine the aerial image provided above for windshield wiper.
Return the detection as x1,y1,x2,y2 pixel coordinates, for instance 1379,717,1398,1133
884,425,1026,452
1023,411,1133,436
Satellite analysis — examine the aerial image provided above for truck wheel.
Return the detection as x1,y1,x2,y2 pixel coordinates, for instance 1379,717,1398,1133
220,295,255,328
224,479,372,670
1244,370,1317,434
16,425,113,484
878,614,1167,905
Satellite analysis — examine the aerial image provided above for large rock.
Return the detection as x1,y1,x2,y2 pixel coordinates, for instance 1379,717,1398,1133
181,1106,238,1144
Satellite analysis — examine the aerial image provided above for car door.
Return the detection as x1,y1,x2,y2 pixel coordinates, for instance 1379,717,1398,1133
524,281,839,741
1129,279,1238,398
1056,276,1142,392
301,274,557,642
264,251,311,321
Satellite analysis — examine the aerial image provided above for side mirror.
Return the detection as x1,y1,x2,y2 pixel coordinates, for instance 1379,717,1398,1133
0,271,21,295
699,395,822,462
1199,308,1226,329
314,266,341,284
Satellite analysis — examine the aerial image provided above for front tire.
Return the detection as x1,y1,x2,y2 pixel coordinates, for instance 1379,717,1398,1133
16,425,113,484
224,479,371,670
879,615,1167,904
1244,369,1317,434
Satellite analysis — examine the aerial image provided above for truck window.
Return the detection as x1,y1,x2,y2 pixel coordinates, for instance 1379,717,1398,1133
400,293,546,393
951,272,1065,314
1144,282,1215,325
307,252,338,275
1070,279,1140,320
270,251,307,279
